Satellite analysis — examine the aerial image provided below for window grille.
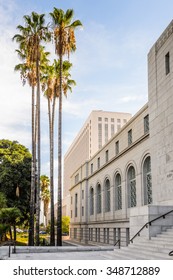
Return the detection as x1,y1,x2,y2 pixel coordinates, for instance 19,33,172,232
90,187,94,215
75,193,78,217
96,184,102,214
143,156,152,205
105,179,111,212
115,141,119,155
144,115,149,133
82,206,84,216
105,150,109,162
115,173,122,210
128,129,132,146
165,52,170,75
91,163,93,174
97,157,100,169
127,166,136,207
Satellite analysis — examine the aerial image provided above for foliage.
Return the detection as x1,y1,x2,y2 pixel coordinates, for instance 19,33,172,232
40,175,50,225
0,207,22,225
0,192,7,209
0,223,10,242
62,216,70,234
0,207,22,241
0,139,31,222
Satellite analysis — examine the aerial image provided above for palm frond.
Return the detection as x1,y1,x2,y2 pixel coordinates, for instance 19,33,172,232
70,20,83,29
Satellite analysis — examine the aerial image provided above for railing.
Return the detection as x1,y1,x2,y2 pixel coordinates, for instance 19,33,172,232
130,209,173,244
114,239,120,249
169,250,173,256
0,240,16,258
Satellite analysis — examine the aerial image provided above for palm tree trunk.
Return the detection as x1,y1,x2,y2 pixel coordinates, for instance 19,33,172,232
9,227,12,241
13,225,16,241
35,45,41,246
57,53,63,246
50,95,56,245
29,84,36,246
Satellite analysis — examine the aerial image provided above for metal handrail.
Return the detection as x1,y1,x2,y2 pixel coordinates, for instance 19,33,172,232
114,239,120,248
0,240,16,258
169,250,173,256
130,209,173,244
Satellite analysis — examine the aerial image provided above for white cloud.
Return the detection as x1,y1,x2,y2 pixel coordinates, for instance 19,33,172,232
120,94,145,103
62,96,103,118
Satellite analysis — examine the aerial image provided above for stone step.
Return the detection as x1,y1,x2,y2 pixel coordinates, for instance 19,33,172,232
151,236,173,242
160,231,173,236
133,239,173,249
130,242,171,254
111,247,171,260
122,245,171,258
107,224,173,260
166,228,173,232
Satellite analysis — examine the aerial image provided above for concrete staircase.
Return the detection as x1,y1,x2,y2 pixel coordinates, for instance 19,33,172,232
101,227,173,260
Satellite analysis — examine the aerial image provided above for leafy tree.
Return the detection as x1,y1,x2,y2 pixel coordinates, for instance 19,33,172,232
0,192,7,209
50,8,82,246
0,139,31,223
0,207,22,241
0,224,10,242
0,192,8,242
62,216,70,234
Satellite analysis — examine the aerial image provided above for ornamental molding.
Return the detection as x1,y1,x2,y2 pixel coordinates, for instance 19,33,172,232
155,20,173,52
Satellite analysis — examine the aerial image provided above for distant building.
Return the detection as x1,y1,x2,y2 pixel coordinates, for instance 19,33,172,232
69,21,173,246
63,111,132,216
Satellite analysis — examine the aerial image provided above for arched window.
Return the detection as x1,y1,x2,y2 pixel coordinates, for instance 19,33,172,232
143,156,152,205
105,178,111,212
127,166,136,207
96,183,102,214
90,187,94,215
115,173,122,210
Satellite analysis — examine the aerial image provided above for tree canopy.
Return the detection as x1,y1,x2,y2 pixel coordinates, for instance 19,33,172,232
0,139,31,222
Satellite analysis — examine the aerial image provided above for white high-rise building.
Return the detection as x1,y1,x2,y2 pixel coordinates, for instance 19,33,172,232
63,111,132,216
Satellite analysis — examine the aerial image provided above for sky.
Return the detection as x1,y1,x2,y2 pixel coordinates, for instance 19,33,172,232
1,0,173,191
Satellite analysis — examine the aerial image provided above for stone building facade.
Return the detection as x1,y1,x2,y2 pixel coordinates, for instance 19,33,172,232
69,21,173,246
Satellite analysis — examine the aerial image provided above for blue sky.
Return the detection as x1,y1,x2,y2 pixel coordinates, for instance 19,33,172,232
1,0,173,185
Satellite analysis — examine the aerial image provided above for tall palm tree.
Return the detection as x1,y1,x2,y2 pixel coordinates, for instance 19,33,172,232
42,63,56,245
13,12,51,246
42,59,76,245
50,8,82,246
13,47,37,246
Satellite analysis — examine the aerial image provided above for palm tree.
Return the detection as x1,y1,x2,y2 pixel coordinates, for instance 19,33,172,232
42,59,76,245
13,12,51,246
13,47,37,246
50,8,82,246
40,175,50,227
14,46,50,244
42,63,56,245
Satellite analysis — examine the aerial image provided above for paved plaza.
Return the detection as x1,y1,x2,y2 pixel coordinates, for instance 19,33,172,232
0,244,117,260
